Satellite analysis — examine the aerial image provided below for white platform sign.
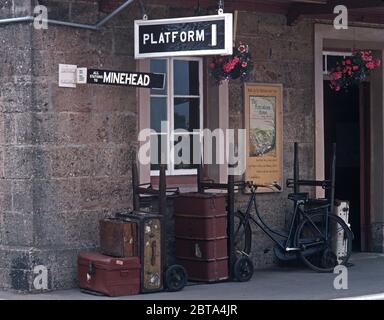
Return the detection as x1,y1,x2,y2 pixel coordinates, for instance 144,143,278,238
134,14,233,59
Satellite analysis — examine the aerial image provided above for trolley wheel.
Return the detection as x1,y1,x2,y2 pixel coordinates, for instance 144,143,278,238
234,256,254,282
165,265,187,292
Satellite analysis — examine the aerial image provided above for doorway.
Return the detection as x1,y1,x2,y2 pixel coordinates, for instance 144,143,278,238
324,80,371,251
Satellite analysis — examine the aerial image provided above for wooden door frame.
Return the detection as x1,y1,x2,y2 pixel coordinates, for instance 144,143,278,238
360,83,371,251
315,24,384,251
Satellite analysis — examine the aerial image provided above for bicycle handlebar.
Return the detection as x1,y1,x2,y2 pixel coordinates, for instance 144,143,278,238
245,181,282,191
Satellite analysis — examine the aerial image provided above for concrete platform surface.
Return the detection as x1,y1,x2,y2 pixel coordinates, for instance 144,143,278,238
0,253,384,300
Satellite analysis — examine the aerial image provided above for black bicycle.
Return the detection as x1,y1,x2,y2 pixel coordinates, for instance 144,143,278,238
234,181,354,273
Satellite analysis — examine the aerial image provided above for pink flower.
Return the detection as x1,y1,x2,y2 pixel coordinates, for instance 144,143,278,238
360,51,373,62
366,61,375,70
241,62,248,68
223,56,240,73
331,71,342,80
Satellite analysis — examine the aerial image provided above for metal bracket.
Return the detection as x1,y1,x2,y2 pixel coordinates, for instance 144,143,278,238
218,0,224,14
140,0,149,20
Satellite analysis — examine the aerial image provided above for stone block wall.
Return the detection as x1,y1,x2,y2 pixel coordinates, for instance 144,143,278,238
0,0,142,291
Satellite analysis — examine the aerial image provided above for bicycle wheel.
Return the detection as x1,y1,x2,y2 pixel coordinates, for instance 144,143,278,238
234,210,252,255
294,213,353,273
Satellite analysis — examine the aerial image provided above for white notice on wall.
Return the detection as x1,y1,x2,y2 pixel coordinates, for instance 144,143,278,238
76,68,88,84
58,64,77,88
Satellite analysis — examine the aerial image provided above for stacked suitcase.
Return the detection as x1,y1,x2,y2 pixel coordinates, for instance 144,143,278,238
174,193,229,282
77,212,163,296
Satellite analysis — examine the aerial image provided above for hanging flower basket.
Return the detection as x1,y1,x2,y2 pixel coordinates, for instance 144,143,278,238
209,42,255,84
329,50,381,91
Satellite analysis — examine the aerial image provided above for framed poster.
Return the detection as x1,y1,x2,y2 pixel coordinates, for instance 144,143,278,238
244,83,283,193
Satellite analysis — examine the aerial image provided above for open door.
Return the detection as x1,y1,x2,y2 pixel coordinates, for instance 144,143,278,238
324,80,371,252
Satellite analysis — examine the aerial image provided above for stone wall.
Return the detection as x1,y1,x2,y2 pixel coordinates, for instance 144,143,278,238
0,0,142,291
230,12,315,268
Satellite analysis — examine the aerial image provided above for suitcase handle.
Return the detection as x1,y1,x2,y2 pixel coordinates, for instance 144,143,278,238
151,241,156,266
88,262,95,276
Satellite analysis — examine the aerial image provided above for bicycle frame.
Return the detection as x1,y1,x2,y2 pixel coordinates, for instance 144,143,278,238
238,190,329,252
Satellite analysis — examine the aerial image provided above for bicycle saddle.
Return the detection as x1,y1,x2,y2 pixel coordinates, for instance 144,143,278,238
288,193,309,202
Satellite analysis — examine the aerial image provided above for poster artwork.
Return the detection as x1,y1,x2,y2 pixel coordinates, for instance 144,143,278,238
249,96,276,157
244,83,282,193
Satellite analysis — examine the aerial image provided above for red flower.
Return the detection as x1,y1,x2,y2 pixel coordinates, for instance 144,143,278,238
345,59,351,65
209,63,216,70
241,62,248,68
353,66,359,71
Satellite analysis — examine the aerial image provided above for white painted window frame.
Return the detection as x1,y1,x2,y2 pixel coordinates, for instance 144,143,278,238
150,57,204,177
322,50,353,75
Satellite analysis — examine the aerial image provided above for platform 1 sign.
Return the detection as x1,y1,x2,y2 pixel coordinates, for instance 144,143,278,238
77,68,165,90
134,14,233,59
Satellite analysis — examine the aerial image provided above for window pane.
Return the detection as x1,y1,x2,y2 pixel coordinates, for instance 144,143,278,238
174,60,199,96
150,97,167,133
150,59,167,95
174,98,200,131
173,134,199,170
150,134,168,171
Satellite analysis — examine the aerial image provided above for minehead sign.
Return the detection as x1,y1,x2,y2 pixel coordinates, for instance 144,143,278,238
134,14,233,59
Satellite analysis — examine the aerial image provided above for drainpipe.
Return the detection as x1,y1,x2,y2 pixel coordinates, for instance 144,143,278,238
0,0,135,30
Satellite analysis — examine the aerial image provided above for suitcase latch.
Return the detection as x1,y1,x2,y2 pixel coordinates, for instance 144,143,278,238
194,243,202,258
87,262,95,282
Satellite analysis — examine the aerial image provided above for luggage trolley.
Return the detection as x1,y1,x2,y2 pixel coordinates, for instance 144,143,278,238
195,165,254,282
119,162,188,292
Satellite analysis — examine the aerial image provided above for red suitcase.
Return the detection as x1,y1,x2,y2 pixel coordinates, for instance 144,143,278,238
176,257,228,282
176,237,228,260
173,193,227,216
78,252,140,297
174,193,229,282
174,214,227,239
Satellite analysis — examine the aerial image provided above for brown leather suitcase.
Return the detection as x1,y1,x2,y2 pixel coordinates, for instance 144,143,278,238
175,214,227,239
174,193,229,282
99,218,138,257
176,237,228,260
174,193,227,216
77,252,140,297
177,257,228,282
117,212,163,293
